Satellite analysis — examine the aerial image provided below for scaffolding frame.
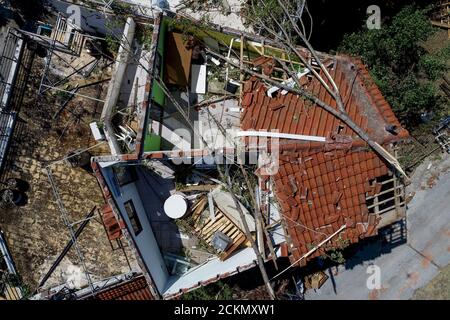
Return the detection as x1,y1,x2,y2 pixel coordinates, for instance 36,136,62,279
0,28,25,111
44,165,95,295
36,12,84,98
0,10,134,299
34,11,110,100
431,1,450,38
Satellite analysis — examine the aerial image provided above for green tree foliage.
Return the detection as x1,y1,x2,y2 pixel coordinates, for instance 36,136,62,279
182,281,233,300
339,5,448,126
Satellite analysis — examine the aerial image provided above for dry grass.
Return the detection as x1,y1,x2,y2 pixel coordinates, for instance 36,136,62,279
412,264,450,300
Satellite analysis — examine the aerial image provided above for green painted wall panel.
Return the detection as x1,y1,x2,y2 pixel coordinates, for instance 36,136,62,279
144,133,162,152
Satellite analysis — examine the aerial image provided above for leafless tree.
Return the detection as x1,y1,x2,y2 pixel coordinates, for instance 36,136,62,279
211,0,407,179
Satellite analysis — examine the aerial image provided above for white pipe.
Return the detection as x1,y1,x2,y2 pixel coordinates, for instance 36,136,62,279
271,224,347,281
236,130,326,142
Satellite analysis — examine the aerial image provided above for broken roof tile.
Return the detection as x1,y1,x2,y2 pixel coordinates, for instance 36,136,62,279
86,276,153,300
241,56,408,266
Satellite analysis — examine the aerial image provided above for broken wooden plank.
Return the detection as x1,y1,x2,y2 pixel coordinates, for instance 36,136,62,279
201,213,225,236
204,216,227,237
206,221,235,244
192,196,207,213
215,220,233,234
228,228,242,240
220,235,247,261
178,184,217,192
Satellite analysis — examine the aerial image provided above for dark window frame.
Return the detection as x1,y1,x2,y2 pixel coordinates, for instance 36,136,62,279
124,200,142,235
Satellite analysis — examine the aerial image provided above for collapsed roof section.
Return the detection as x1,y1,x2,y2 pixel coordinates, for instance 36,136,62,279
92,10,409,299
91,158,260,299
241,57,409,266
240,57,408,147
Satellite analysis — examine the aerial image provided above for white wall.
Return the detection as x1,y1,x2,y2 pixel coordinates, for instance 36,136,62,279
102,166,169,292
99,163,259,297
163,247,257,297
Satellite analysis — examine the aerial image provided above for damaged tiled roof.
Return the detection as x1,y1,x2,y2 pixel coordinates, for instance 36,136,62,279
241,56,408,266
86,276,154,300
241,56,408,145
273,149,388,265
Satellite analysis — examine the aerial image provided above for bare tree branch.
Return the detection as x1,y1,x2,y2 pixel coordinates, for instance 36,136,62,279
240,0,407,179
275,0,343,105
205,48,408,179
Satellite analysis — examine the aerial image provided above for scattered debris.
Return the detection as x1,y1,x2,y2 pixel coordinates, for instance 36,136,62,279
0,0,419,301
433,116,450,153
304,271,328,290
427,174,439,189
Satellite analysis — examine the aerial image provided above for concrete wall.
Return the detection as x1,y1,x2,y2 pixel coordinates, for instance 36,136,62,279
48,0,123,36
99,162,258,298
102,166,169,292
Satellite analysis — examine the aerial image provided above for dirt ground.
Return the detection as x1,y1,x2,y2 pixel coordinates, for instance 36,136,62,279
0,49,138,294
412,263,450,300
422,29,449,55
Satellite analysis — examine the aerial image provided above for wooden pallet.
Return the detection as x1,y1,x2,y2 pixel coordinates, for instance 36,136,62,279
194,210,248,260
431,1,450,38
2,284,22,300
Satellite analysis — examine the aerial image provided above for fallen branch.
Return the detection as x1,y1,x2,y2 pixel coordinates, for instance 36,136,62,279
155,76,277,299
205,48,408,180
270,224,347,281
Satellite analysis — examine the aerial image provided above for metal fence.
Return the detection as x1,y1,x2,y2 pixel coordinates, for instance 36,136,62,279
0,111,17,174
0,29,25,111
0,230,23,300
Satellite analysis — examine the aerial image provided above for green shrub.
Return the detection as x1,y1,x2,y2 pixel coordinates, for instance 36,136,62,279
182,281,233,300
339,5,448,126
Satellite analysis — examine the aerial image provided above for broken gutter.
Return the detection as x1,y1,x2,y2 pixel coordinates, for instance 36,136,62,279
100,17,136,156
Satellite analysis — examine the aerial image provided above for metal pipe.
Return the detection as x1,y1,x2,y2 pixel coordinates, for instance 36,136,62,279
37,206,97,289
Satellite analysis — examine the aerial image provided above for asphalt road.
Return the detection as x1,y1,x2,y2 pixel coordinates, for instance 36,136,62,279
305,154,450,300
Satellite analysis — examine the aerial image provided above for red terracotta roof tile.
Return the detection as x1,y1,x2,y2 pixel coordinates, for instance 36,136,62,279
241,56,408,266
87,276,153,300
100,204,123,241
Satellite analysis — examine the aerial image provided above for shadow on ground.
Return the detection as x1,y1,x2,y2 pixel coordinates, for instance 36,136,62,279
192,219,408,299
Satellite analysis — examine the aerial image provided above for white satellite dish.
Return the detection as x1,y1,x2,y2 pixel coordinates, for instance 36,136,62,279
164,194,188,219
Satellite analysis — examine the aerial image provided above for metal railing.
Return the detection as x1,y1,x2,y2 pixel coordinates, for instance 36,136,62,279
0,29,25,111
